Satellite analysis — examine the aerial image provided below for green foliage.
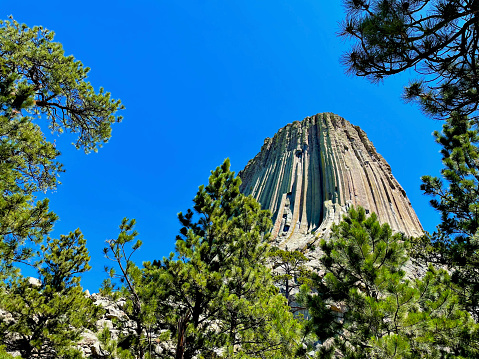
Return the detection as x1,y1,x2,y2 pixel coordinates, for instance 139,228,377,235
419,113,479,318
268,248,312,313
100,218,160,359
0,17,123,356
340,0,479,122
0,230,101,358
421,114,479,239
0,346,21,359
98,160,303,358
304,207,478,358
340,0,479,336
0,79,60,279
0,17,124,151
0,16,123,276
154,159,302,358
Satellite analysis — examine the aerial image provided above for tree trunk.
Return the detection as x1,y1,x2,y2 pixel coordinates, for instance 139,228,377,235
175,310,191,359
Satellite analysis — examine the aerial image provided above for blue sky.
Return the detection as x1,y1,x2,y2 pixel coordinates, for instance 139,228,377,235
4,0,443,291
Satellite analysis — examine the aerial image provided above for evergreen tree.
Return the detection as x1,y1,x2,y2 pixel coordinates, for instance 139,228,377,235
98,160,302,359
0,16,123,277
268,248,312,313
0,230,100,358
414,112,479,319
100,218,161,359
0,346,21,359
0,16,122,358
304,207,478,358
339,0,479,325
340,0,479,122
0,17,123,151
155,159,302,359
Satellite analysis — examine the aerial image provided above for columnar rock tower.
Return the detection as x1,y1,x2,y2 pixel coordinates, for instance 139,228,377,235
238,113,423,250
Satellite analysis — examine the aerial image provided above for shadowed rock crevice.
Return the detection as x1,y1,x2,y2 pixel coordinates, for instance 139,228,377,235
238,113,423,249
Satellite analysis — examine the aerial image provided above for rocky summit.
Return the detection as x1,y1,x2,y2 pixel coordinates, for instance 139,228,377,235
239,113,423,250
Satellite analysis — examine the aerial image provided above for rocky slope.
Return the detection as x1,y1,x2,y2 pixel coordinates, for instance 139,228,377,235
239,113,423,249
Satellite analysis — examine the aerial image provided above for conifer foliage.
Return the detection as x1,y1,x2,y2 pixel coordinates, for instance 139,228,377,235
418,113,479,319
0,17,124,151
0,17,123,358
100,218,160,359
340,0,479,122
304,207,478,358
100,160,302,359
268,248,312,313
0,16,123,278
0,230,100,358
339,0,479,332
156,159,301,359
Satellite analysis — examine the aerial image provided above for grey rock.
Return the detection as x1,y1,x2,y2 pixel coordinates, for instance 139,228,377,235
27,277,41,287
239,113,423,251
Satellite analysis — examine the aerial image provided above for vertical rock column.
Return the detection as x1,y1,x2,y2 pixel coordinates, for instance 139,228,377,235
238,113,423,248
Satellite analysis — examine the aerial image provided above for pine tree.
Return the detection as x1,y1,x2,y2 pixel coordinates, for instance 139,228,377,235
0,346,21,359
268,248,312,313
304,207,478,358
98,160,302,359
415,112,479,319
155,159,302,359
0,16,123,358
0,16,123,277
0,17,123,151
340,0,479,122
100,218,160,359
0,230,100,358
339,0,479,326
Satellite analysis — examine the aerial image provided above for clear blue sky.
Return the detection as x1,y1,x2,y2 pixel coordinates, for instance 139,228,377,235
4,0,443,291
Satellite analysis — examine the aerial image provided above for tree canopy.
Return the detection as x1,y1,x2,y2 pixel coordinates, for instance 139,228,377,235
0,17,123,357
99,160,303,359
340,0,479,121
414,112,479,318
6,8,479,358
0,16,124,275
304,207,479,358
155,159,302,359
340,0,479,325
0,17,124,151
0,230,100,359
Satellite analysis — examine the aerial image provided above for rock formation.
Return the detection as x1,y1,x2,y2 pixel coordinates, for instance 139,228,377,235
239,113,423,249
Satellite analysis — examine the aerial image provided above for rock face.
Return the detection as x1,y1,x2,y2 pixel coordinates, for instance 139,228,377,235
238,113,422,249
